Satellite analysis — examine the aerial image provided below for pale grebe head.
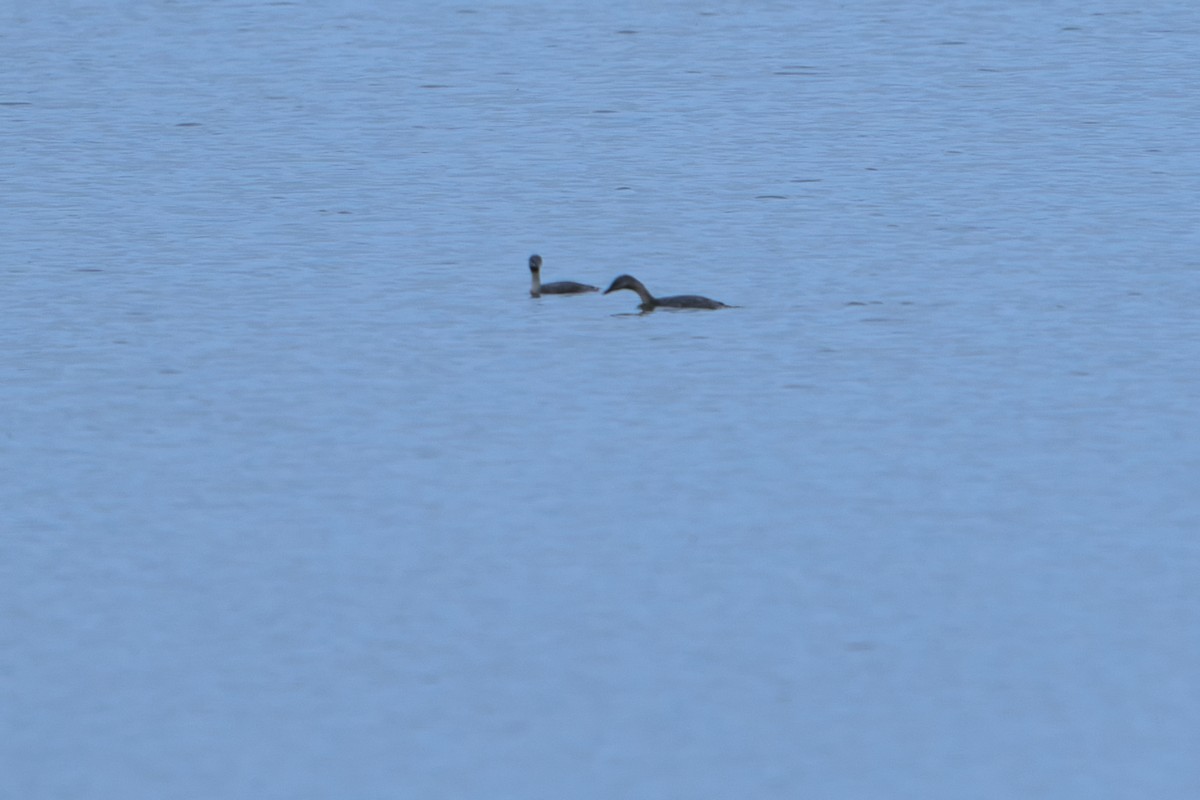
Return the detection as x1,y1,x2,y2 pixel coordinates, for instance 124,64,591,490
529,254,542,273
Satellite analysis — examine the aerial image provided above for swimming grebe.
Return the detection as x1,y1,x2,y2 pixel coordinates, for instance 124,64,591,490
602,274,730,311
528,255,598,297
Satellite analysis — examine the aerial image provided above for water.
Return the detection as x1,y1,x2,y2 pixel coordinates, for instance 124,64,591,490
3,1,1199,797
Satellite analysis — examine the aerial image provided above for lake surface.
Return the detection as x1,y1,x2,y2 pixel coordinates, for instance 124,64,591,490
3,1,1198,797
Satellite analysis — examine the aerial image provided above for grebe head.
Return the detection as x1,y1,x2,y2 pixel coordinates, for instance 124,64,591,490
603,274,641,294
528,254,542,272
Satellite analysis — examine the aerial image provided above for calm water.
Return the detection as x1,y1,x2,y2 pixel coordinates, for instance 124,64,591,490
3,1,1199,797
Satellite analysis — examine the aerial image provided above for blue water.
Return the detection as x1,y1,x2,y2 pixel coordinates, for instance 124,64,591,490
3,2,1198,797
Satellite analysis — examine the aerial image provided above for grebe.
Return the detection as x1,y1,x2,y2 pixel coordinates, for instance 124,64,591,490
528,255,598,297
602,274,729,311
